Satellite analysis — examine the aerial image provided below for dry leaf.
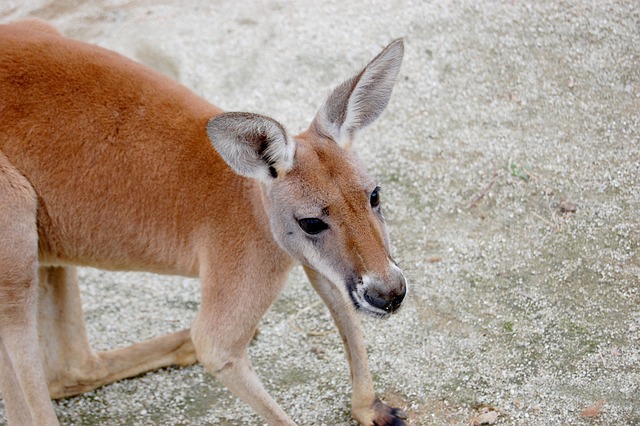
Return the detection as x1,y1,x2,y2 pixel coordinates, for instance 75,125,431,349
580,400,605,418
427,256,442,263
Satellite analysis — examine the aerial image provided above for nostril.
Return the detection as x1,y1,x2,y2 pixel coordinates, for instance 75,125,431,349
363,291,392,312
391,290,405,311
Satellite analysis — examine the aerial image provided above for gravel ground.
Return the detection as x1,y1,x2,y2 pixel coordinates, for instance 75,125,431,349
1,1,639,425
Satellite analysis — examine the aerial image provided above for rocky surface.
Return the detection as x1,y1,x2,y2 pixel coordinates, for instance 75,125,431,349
1,1,638,424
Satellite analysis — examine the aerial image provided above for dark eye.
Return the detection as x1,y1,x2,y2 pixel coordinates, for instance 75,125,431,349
297,217,329,235
370,187,381,208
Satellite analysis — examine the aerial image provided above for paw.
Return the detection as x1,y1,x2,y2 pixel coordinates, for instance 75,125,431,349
355,398,409,426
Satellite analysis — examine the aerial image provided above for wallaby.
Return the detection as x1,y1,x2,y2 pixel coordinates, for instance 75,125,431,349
0,19,407,425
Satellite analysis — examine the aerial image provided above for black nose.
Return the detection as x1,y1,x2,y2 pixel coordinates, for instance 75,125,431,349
364,286,406,313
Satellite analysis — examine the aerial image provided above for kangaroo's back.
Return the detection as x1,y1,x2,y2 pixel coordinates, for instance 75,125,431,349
0,21,256,274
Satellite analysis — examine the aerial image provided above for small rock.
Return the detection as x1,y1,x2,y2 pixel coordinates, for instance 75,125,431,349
529,404,542,414
559,200,577,213
469,410,499,425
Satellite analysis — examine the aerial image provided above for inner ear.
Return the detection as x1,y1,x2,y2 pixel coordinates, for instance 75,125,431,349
244,129,279,177
312,39,404,147
207,112,295,182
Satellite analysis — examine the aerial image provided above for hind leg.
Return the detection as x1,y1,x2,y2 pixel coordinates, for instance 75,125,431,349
38,266,103,399
0,151,58,425
38,266,197,399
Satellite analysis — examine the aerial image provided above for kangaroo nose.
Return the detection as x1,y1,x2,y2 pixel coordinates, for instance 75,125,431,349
363,284,406,313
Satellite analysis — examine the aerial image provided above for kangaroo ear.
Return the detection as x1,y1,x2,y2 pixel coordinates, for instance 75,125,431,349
207,112,295,182
313,39,404,147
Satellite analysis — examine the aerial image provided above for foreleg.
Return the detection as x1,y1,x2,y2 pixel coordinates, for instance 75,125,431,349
192,263,295,425
304,266,407,426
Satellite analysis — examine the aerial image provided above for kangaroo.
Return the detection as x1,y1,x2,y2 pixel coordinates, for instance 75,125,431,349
0,19,407,425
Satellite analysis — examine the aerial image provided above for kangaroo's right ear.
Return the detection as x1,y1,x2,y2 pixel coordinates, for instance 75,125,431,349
207,112,296,182
312,39,404,148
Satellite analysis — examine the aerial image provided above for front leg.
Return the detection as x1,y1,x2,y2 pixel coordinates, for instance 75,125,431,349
192,261,296,426
303,267,408,426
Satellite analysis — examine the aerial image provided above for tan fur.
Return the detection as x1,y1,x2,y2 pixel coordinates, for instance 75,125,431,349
0,19,406,425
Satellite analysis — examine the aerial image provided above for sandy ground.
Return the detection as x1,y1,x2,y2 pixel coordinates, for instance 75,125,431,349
1,1,639,425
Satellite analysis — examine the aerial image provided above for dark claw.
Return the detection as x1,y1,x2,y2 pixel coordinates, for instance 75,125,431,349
373,416,407,426
393,408,409,420
370,398,409,426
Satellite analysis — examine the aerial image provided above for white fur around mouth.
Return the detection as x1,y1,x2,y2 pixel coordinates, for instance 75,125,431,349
351,287,390,318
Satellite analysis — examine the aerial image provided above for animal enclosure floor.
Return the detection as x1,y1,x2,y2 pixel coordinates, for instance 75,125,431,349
1,1,638,424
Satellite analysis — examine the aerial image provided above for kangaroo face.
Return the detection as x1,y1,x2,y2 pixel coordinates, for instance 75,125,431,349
267,130,406,317
208,39,406,317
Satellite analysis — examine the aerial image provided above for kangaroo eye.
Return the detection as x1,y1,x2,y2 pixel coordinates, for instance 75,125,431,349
297,218,329,235
370,187,381,208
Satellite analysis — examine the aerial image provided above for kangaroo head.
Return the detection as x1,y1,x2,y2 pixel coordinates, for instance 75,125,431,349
207,40,406,317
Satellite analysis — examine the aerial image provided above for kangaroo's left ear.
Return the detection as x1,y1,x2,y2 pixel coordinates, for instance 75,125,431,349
312,39,404,148
207,112,295,182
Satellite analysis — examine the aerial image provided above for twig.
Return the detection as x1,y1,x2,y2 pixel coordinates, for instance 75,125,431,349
531,212,556,229
598,349,607,368
547,198,565,231
467,170,498,209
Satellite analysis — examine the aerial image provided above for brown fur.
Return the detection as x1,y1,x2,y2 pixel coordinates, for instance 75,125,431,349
0,19,406,425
